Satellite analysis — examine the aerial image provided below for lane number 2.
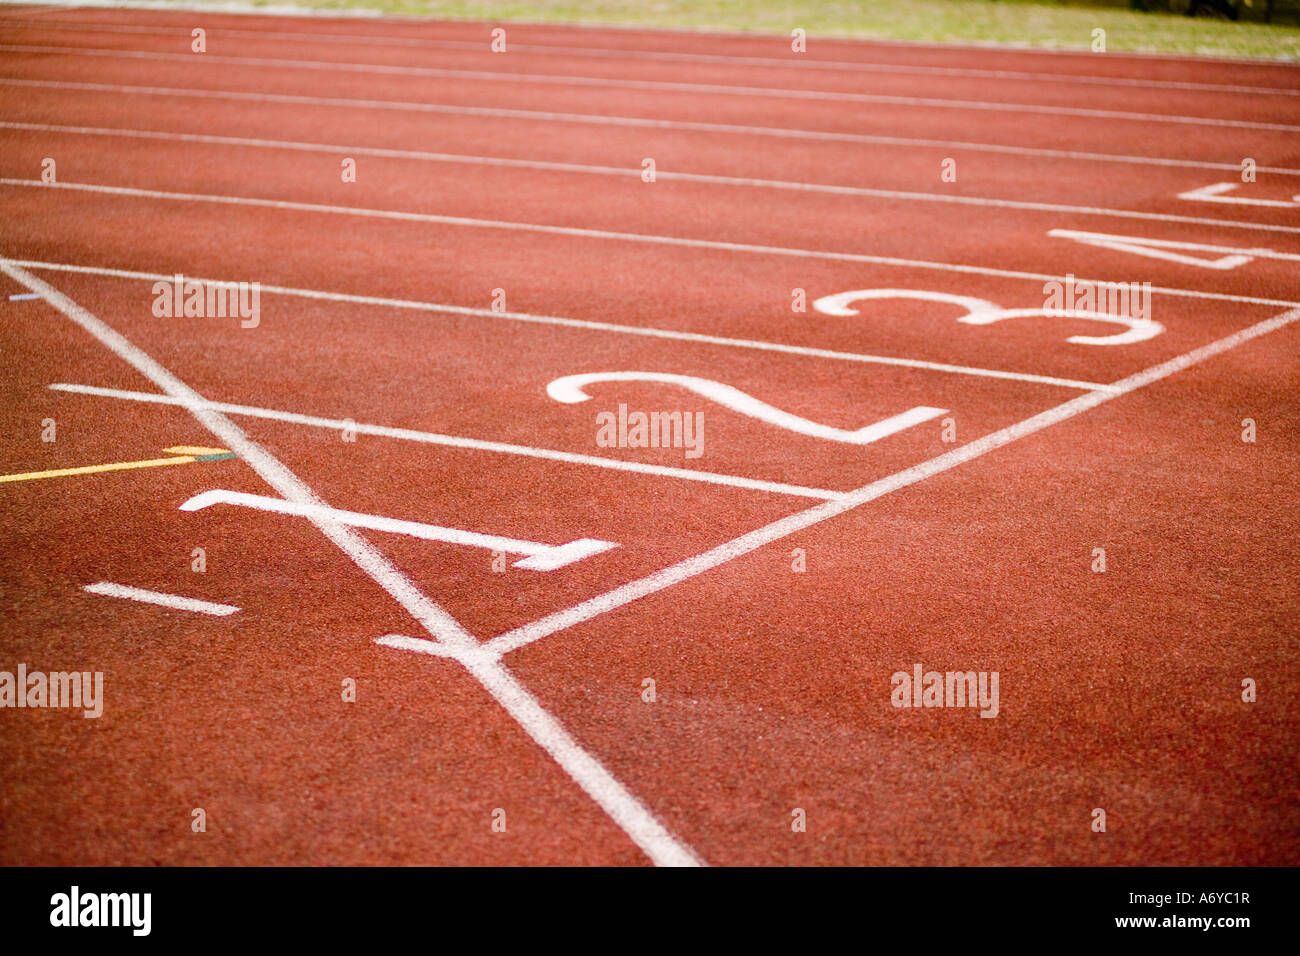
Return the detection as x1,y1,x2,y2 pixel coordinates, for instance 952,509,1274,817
547,371,947,446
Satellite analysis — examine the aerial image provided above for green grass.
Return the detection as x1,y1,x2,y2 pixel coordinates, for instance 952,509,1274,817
214,0,1300,60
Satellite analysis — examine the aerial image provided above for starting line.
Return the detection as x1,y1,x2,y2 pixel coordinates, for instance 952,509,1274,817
179,489,619,570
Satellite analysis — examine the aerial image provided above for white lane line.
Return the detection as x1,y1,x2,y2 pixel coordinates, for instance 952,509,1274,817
48,384,853,501
1,260,702,868
5,43,1297,132
12,175,1300,247
82,580,240,616
483,306,1300,657
3,17,1295,96
9,176,1300,263
16,260,1128,389
6,78,1298,177
179,489,619,570
8,121,1295,214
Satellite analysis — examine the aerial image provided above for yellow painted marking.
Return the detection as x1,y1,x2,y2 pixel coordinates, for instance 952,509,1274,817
0,446,233,484
163,445,230,456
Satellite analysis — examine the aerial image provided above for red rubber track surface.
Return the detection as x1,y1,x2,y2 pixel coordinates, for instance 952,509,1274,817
0,5,1297,865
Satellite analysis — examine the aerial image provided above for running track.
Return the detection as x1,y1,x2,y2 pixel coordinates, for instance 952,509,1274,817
0,5,1297,866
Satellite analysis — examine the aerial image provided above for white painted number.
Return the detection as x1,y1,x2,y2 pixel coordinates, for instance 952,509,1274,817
1178,182,1300,209
812,287,1162,346
547,371,946,445
1047,229,1262,271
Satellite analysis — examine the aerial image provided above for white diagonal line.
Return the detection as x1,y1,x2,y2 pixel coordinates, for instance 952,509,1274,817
483,307,1300,657
0,258,703,867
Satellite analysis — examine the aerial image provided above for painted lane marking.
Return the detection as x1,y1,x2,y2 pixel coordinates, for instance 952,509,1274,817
9,292,42,300
6,83,1298,178
965,308,1160,346
1177,182,1300,209
179,489,619,570
812,288,1163,346
4,43,1296,133
165,445,238,458
23,261,1122,390
49,384,850,500
10,174,1300,240
1044,229,1300,271
82,581,239,616
8,121,1296,218
374,634,459,659
1,259,702,868
483,306,1300,657
0,445,234,483
547,372,947,445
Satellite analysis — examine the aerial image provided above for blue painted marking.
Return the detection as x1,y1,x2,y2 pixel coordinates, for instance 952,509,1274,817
9,293,41,301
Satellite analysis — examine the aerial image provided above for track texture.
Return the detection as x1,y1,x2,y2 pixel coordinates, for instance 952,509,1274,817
0,5,1297,866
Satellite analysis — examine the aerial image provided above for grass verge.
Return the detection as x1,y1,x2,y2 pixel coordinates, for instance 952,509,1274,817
177,0,1300,60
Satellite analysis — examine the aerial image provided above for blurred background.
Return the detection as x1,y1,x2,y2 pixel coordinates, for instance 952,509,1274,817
229,0,1300,58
